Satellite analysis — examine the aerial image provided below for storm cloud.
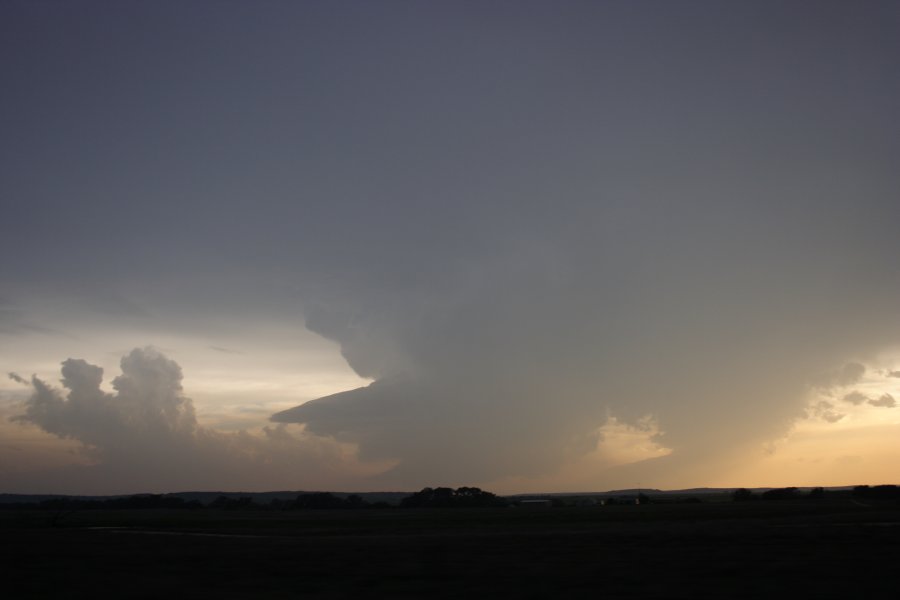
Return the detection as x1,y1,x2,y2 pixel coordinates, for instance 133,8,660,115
270,7,900,484
10,348,377,494
2,2,900,492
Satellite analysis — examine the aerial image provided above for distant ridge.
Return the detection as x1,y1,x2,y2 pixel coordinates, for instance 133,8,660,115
0,490,412,505
502,486,862,498
0,486,870,505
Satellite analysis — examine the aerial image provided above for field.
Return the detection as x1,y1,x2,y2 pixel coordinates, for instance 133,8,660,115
4,498,899,598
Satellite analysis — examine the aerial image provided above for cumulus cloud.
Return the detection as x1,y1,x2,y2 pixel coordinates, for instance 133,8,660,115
842,392,869,406
9,348,384,494
869,393,896,408
810,400,845,424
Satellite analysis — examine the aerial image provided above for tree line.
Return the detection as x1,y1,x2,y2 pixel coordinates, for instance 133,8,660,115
0,486,506,511
732,485,900,502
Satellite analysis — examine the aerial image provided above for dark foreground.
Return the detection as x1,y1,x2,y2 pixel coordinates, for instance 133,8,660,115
4,499,899,598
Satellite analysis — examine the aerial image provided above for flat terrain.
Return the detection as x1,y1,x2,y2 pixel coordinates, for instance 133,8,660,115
3,499,899,598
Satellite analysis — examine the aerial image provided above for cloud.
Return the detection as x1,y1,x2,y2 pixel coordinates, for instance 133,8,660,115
810,400,845,424
8,348,385,494
869,393,896,408
275,174,900,489
837,363,866,386
7,373,27,385
842,392,869,406
812,362,867,389
888,371,900,379
4,1,900,493
272,377,582,483
0,304,60,337
209,345,243,354
277,218,899,487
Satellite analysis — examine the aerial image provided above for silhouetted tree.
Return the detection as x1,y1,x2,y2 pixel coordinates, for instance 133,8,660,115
807,487,825,499
732,488,756,502
292,492,346,510
400,486,506,508
209,496,256,510
853,485,900,500
345,494,365,509
34,494,200,511
761,487,799,501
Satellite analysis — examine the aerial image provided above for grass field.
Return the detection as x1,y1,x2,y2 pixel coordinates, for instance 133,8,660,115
4,498,899,598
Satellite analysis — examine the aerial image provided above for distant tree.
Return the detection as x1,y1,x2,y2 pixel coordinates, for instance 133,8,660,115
268,498,291,510
106,494,196,510
210,496,255,510
432,487,455,505
209,496,230,509
761,487,799,501
34,494,200,511
732,488,756,502
853,485,900,500
345,494,366,509
807,487,826,499
455,487,482,499
870,485,899,499
292,492,346,510
454,487,504,507
400,486,506,508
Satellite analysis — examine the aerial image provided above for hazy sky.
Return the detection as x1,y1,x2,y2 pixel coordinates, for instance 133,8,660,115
2,1,900,495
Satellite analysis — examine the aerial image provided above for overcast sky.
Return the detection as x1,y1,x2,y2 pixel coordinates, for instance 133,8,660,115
2,0,900,495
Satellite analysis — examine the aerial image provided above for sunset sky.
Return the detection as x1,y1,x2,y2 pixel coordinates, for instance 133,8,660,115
2,0,899,495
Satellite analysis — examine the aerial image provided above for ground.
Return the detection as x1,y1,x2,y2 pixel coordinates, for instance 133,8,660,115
3,498,898,598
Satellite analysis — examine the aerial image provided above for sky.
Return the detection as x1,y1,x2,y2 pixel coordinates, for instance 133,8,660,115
2,0,900,495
